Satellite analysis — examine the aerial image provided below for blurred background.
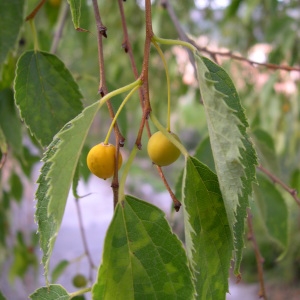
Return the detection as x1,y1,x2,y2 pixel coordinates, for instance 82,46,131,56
0,0,299,299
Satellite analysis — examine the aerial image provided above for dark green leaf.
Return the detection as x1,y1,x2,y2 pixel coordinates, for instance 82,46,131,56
92,195,195,300
0,0,24,76
254,173,288,249
0,290,7,300
14,50,83,146
29,284,70,300
0,88,23,157
193,135,215,172
9,173,23,203
183,156,232,300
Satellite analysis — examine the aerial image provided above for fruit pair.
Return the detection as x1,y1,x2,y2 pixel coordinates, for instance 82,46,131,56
86,143,122,179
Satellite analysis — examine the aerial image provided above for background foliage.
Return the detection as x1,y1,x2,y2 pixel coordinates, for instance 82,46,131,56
0,0,299,299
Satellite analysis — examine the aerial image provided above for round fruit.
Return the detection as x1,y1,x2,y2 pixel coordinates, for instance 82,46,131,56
147,131,181,166
72,274,87,288
86,143,122,179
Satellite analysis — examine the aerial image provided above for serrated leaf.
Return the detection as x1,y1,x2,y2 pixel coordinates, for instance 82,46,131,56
182,156,232,300
252,128,279,174
35,101,99,281
0,89,22,157
194,53,257,275
51,260,70,283
254,173,288,249
29,284,69,300
67,0,82,29
14,50,83,147
92,195,195,300
0,0,24,76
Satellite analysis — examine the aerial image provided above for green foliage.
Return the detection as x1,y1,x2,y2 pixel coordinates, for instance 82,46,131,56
30,284,69,300
194,53,257,274
183,156,232,299
0,0,24,76
14,50,83,146
51,260,70,283
92,195,195,300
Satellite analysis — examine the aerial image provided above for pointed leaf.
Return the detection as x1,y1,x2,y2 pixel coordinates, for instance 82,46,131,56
14,50,83,146
35,101,99,281
67,0,82,29
183,156,232,300
254,173,288,248
194,53,257,274
92,195,195,300
0,0,24,76
51,260,70,283
29,284,69,300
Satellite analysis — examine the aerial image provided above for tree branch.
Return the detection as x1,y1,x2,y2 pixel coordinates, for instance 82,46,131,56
247,208,268,300
257,165,300,206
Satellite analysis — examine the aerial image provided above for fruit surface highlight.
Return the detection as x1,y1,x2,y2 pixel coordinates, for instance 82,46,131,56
147,131,181,166
87,143,122,179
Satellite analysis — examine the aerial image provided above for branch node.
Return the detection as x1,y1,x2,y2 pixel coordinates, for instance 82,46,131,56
98,25,108,38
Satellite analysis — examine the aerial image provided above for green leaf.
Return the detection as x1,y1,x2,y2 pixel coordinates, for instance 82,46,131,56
35,100,99,281
182,156,232,300
67,0,82,29
0,89,22,157
92,195,195,300
29,284,70,300
14,50,83,147
252,128,279,174
9,173,23,203
193,135,215,172
0,0,24,76
254,173,288,249
0,126,7,155
51,260,70,283
194,53,257,274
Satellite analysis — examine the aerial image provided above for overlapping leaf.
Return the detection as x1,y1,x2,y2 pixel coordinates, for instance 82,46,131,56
182,156,232,299
194,52,257,274
35,101,99,281
14,50,83,146
0,0,24,76
92,195,195,300
30,284,69,300
254,173,288,249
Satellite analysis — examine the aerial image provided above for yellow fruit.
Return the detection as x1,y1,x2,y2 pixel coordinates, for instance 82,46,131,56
72,274,87,288
147,131,181,166
87,143,122,179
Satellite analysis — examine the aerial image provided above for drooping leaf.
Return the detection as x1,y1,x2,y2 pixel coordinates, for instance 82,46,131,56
0,89,23,157
51,260,70,283
35,100,99,281
67,0,82,29
0,0,24,76
29,284,69,300
254,173,288,249
194,53,257,275
14,50,83,146
92,195,195,300
182,156,232,300
252,128,279,174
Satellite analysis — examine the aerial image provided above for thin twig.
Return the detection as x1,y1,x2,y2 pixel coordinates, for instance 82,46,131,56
74,198,96,282
50,1,69,54
91,0,124,209
118,0,181,210
25,0,47,21
247,208,268,299
161,0,300,73
257,165,300,206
